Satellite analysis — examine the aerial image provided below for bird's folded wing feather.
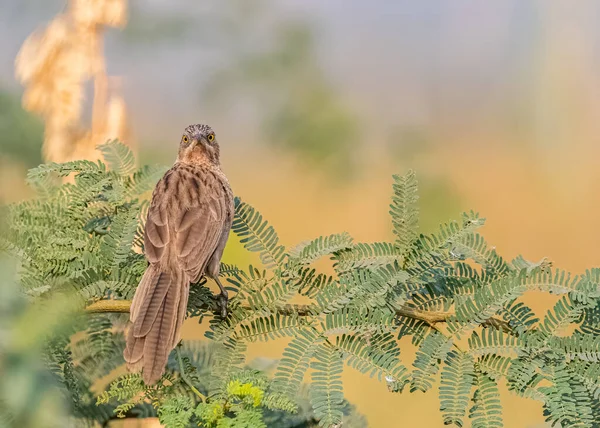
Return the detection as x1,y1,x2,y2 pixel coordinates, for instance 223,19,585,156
143,166,228,279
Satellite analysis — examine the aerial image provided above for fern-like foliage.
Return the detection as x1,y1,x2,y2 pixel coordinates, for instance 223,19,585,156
390,170,419,255
310,344,344,427
98,139,137,175
288,232,353,266
411,331,453,393
333,242,404,273
336,334,407,383
6,140,166,305
4,147,600,427
469,371,503,428
439,351,474,426
273,328,323,398
232,198,286,270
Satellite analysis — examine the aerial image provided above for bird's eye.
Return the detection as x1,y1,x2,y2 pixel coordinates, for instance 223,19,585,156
182,135,189,144
207,134,215,142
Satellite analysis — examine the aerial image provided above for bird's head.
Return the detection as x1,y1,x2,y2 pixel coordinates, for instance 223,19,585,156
177,123,221,166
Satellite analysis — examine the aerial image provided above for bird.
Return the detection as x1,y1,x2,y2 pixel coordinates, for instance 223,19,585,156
123,123,234,384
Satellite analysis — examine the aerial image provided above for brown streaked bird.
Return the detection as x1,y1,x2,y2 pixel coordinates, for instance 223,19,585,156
123,123,234,384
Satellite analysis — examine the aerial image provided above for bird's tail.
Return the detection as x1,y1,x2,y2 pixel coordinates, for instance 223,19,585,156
124,265,189,384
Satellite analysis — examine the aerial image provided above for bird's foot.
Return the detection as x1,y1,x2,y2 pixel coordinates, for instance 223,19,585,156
213,276,229,319
217,292,228,319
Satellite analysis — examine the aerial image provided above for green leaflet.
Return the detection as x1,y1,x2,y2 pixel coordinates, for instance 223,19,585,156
333,242,404,273
321,307,396,336
469,371,503,428
125,164,169,199
288,232,353,266
468,328,523,357
97,140,137,175
548,333,600,363
225,265,270,297
411,331,453,393
477,355,512,381
26,159,106,183
310,344,344,427
389,170,419,255
408,210,486,263
99,205,140,270
96,373,146,405
273,328,323,398
501,300,539,334
455,274,529,327
520,267,579,295
541,294,597,336
450,232,509,276
235,313,302,342
396,316,430,346
568,361,600,400
297,268,337,298
439,351,475,427
157,395,195,428
580,303,600,335
209,337,248,398
232,198,286,270
506,357,545,399
540,365,595,428
72,315,126,381
336,334,408,384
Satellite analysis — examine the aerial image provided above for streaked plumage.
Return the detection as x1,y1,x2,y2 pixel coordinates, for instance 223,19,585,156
124,124,233,384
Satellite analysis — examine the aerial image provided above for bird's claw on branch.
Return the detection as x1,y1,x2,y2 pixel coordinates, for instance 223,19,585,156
217,293,228,319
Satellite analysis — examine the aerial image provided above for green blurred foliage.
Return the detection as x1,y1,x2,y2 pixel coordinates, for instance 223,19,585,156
202,2,359,175
0,89,44,168
387,127,433,161
0,256,72,427
417,178,461,234
387,128,463,231
107,0,360,173
121,1,195,44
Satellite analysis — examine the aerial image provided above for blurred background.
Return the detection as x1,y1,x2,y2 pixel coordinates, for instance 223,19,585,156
1,1,599,426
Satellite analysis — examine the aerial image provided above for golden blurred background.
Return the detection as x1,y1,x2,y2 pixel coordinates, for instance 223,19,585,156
1,1,600,426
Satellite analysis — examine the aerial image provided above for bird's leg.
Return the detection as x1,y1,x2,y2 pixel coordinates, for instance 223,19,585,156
213,276,228,319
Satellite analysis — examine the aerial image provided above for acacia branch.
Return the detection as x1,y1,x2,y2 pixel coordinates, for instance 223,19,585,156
85,299,510,331
86,300,131,313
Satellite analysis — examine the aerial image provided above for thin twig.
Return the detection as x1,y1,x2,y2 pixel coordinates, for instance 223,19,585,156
176,345,206,402
85,299,511,332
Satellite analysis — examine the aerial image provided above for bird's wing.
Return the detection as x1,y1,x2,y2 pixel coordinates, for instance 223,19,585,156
144,165,227,280
174,193,226,280
143,168,173,265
